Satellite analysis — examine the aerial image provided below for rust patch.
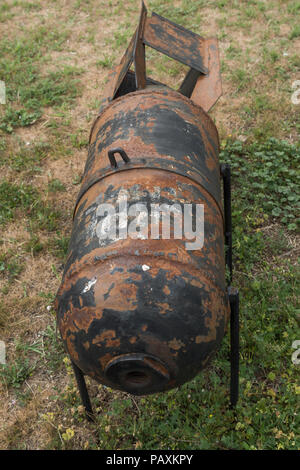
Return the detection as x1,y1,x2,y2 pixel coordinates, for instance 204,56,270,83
157,302,171,315
92,330,121,348
129,337,137,344
163,285,171,295
66,334,79,362
143,13,207,73
191,38,222,112
168,338,185,351
99,353,114,369
144,356,169,379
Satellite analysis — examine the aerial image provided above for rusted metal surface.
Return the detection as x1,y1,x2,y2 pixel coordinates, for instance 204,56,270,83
56,173,229,393
104,0,147,101
190,38,222,112
55,2,228,396
56,88,229,394
133,0,147,89
143,12,208,74
178,38,222,112
81,88,222,216
101,1,221,112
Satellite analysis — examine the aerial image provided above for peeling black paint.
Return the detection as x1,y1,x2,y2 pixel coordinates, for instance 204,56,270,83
76,90,222,215
56,85,229,396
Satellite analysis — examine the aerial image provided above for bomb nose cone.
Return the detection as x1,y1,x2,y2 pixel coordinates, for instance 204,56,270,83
104,354,170,395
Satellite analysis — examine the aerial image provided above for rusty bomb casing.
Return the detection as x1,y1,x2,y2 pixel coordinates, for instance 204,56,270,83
55,3,229,396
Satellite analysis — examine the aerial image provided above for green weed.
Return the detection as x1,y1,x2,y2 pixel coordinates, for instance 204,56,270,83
0,358,35,389
0,251,24,280
289,25,300,39
0,26,81,132
47,179,66,193
220,138,300,231
0,141,50,172
0,181,38,224
42,323,65,372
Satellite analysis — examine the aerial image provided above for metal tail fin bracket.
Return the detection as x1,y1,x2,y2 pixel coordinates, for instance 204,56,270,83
103,0,222,113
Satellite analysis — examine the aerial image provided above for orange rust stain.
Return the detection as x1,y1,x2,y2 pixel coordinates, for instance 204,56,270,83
66,334,79,362
205,153,217,170
168,338,185,351
144,357,169,378
83,341,90,350
163,285,170,295
157,302,170,315
90,88,219,149
92,330,120,348
142,335,177,371
129,336,137,344
100,279,139,312
195,335,211,344
141,324,148,332
99,353,114,369
71,306,100,334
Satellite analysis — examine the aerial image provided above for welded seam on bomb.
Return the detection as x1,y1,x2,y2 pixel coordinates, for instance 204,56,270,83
88,88,220,145
73,166,224,224
56,254,228,300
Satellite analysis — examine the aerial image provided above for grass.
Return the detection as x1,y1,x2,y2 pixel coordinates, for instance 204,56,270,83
0,181,38,225
0,67,82,133
0,141,50,173
0,23,82,132
220,138,300,231
0,357,36,390
0,250,24,281
0,0,299,451
0,180,62,231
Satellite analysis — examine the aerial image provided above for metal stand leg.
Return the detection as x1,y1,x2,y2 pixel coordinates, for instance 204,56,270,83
220,163,233,283
228,287,239,407
221,164,240,407
71,361,94,421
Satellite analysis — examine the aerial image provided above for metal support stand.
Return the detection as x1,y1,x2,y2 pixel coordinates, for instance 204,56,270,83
71,361,94,421
220,163,233,283
221,163,240,407
228,287,239,407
